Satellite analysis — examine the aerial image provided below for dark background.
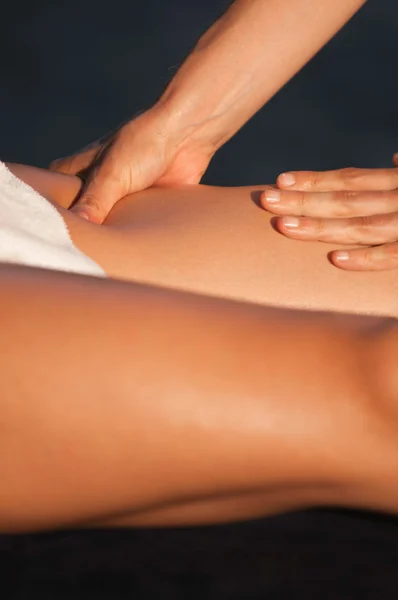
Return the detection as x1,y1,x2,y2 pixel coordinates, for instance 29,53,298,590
1,0,398,182
2,1,398,598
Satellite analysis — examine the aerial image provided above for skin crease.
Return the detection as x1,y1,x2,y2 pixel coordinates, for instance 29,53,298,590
2,163,398,533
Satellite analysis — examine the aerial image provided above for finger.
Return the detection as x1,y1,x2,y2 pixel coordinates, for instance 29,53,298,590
275,212,398,245
49,144,101,175
330,242,398,271
71,161,129,224
276,167,398,192
261,188,398,219
393,154,398,167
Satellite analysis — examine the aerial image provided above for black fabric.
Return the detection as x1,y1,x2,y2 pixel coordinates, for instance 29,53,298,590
2,509,398,599
1,1,398,597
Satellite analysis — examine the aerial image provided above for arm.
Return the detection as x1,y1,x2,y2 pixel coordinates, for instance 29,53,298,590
1,265,396,533
53,0,367,222
160,0,367,153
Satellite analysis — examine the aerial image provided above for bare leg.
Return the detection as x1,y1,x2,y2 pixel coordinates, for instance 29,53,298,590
3,164,398,530
7,163,398,318
1,265,397,534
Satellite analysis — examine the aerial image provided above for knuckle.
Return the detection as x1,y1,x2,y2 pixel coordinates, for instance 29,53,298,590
357,214,373,230
294,172,322,190
307,172,323,188
376,213,394,227
313,218,327,238
297,191,307,211
341,190,358,200
338,167,359,180
384,243,398,262
361,242,398,269
50,157,71,173
337,167,366,188
348,216,374,242
79,193,101,212
334,190,358,217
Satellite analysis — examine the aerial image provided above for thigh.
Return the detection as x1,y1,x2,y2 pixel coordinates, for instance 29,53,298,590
7,163,398,317
75,184,398,318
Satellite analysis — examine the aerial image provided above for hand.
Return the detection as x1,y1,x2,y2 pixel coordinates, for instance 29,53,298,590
261,155,398,271
50,106,214,223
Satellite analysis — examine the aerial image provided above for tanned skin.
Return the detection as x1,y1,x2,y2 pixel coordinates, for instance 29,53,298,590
1,162,397,533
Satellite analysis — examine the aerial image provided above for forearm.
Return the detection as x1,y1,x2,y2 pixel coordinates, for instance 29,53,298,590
1,266,393,533
158,0,366,152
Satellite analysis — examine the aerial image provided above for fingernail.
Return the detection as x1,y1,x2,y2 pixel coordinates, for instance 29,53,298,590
282,216,300,228
279,173,296,187
264,190,280,204
334,251,350,262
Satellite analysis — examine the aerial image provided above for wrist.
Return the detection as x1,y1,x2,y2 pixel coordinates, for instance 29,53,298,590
151,1,266,157
154,89,227,157
153,19,245,157
146,96,221,180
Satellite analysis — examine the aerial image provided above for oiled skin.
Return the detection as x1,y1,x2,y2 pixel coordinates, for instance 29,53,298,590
10,163,398,317
1,164,397,533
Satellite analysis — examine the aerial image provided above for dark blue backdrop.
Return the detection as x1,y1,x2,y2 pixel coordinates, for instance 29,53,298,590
2,2,398,599
1,0,398,185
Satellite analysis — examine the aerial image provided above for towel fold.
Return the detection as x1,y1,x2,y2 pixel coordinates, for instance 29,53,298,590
0,161,105,277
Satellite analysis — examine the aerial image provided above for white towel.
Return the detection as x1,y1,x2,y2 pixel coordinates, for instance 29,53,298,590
0,161,105,277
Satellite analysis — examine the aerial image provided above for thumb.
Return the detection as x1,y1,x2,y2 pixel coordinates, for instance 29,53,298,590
71,166,127,224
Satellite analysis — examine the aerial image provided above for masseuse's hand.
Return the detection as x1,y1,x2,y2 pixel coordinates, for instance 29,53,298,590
50,0,365,223
50,107,213,223
261,155,398,271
